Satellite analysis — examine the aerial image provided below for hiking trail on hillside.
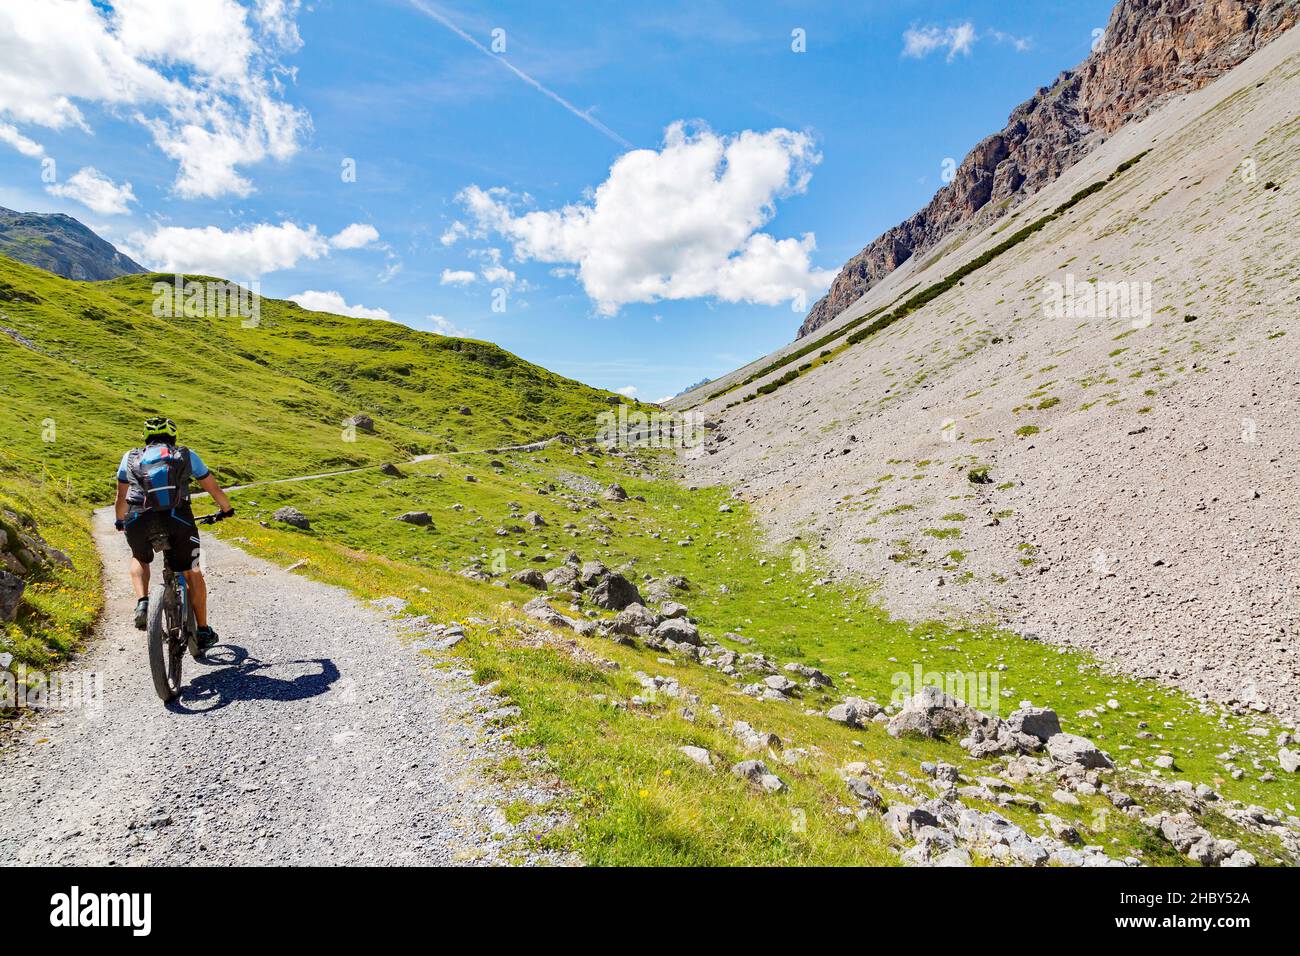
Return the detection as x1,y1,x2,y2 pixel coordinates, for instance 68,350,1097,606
0,509,567,866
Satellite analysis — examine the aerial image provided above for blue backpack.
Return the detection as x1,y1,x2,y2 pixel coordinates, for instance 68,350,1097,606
125,444,194,512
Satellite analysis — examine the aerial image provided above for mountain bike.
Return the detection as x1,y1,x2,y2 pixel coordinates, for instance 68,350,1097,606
146,511,226,702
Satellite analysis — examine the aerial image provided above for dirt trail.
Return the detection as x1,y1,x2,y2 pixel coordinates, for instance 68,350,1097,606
0,510,564,866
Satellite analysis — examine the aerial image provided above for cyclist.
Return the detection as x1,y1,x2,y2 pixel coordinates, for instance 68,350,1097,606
114,416,234,650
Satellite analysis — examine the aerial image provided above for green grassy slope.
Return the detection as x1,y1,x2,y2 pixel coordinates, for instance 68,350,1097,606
0,252,617,675
205,445,1299,864
0,254,620,499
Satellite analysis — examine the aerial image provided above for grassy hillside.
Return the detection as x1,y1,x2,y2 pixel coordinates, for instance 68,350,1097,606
0,254,620,500
0,251,616,681
203,444,1300,864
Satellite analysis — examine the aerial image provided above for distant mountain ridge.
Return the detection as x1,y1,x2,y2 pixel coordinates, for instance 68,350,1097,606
797,0,1299,338
0,206,145,281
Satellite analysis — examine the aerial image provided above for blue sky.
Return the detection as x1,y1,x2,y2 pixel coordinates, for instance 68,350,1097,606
0,0,1115,400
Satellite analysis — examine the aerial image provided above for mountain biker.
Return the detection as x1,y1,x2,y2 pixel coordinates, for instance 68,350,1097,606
113,416,234,650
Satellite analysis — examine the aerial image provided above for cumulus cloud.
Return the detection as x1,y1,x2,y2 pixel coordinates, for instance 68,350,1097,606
127,220,375,277
45,166,137,214
329,222,380,249
902,23,1029,60
288,289,390,321
615,385,638,397
902,23,977,61
440,268,477,286
0,0,308,198
453,122,836,315
426,314,470,337
0,122,45,158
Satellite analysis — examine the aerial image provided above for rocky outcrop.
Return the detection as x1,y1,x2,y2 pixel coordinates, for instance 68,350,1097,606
797,0,1299,338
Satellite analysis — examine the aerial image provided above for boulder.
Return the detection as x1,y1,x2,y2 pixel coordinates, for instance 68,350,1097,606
378,463,403,477
511,569,546,589
0,569,24,623
521,596,572,630
732,720,780,752
578,560,608,588
886,686,981,740
827,696,881,728
785,662,834,687
612,603,656,635
344,413,375,433
659,601,689,619
1046,733,1114,770
602,484,628,502
730,760,786,793
678,746,714,770
846,776,885,811
589,573,644,611
1007,706,1062,743
543,565,579,590
653,617,700,646
1279,748,1300,773
272,506,310,529
524,511,546,527
394,511,432,526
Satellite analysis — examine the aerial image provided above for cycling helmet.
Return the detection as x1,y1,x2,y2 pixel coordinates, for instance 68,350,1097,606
143,415,178,444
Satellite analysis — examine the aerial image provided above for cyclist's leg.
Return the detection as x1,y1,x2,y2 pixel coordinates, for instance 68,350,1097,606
122,515,155,628
130,557,150,598
167,510,209,630
183,569,208,629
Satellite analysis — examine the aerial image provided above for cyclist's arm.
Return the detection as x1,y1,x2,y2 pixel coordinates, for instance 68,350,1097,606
197,472,232,513
114,481,129,522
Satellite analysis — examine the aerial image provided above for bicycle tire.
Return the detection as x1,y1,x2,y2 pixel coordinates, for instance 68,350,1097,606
146,581,183,701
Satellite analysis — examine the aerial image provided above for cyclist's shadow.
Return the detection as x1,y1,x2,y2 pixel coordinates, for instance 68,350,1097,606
169,644,340,714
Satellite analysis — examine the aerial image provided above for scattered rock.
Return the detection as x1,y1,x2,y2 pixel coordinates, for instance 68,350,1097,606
510,569,546,589
730,760,786,793
679,746,714,770
0,569,23,623
394,511,432,526
272,506,310,530
1045,733,1114,770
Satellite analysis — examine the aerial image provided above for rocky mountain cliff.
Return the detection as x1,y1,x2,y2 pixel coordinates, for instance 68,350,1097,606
0,207,144,281
797,0,1299,338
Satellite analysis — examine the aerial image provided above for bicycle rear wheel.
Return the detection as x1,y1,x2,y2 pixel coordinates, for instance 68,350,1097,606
146,580,184,702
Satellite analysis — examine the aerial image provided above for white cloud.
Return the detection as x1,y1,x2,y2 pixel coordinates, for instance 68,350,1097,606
902,23,977,61
440,221,467,246
615,385,638,397
440,268,477,286
0,122,45,158
288,290,390,321
45,166,137,214
0,0,308,198
902,23,1028,61
329,222,379,249
127,219,375,276
454,122,835,315
426,313,470,337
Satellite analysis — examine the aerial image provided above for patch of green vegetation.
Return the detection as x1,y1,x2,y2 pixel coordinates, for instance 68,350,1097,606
1014,425,1041,437
967,466,992,485
923,527,962,541
0,255,619,500
0,450,103,681
209,443,1300,862
1036,397,1060,410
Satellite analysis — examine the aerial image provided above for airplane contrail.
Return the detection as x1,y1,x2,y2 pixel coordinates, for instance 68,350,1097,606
408,0,634,150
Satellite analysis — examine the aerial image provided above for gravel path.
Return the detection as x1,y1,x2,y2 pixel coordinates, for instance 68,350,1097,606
0,510,567,866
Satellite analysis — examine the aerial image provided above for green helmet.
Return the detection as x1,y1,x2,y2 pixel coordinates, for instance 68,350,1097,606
143,415,178,444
